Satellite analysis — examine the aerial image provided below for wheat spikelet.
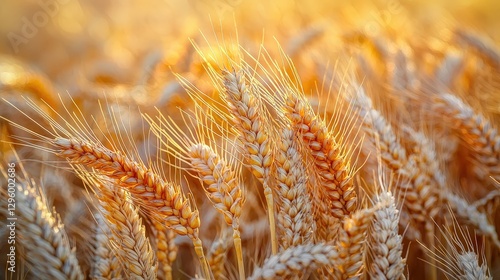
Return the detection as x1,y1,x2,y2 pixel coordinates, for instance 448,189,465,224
425,213,492,280
455,29,500,69
403,126,500,249
8,178,84,280
432,93,500,183
334,198,390,280
85,175,157,280
281,86,357,242
90,213,122,280
284,89,357,216
248,243,339,280
365,192,406,280
275,127,314,250
351,86,424,226
151,220,177,280
222,68,278,255
51,137,210,279
207,228,232,280
145,103,246,279
443,192,500,248
188,143,245,280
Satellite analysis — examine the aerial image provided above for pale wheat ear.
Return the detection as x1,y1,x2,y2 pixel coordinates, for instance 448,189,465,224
79,169,157,279
274,127,315,253
0,160,84,280
422,209,492,280
207,227,232,280
90,212,122,279
248,243,340,280
433,92,500,185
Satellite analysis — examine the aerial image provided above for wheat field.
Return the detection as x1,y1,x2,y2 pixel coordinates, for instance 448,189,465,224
1,0,500,279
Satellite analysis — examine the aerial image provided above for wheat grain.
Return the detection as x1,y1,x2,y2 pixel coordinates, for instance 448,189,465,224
248,243,339,280
151,221,178,280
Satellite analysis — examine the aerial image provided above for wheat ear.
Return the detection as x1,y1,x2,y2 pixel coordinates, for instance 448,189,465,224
90,213,121,280
455,29,500,69
188,143,245,280
365,192,406,280
425,213,492,280
207,228,232,280
248,243,339,280
284,87,357,240
12,180,84,280
433,93,500,183
151,221,178,280
52,137,210,279
334,199,389,280
222,69,278,255
443,192,500,248
87,177,157,280
275,128,315,250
